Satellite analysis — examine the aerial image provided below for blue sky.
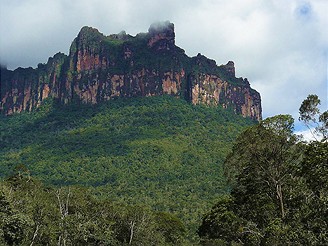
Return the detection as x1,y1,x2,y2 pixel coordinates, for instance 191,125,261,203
0,0,327,133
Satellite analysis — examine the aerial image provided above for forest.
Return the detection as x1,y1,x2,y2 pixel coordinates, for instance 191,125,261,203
0,94,327,245
199,95,327,245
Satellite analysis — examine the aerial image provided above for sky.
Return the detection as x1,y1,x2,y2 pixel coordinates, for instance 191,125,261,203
0,0,327,133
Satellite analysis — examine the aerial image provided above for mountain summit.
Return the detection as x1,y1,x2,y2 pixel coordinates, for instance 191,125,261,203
0,21,262,120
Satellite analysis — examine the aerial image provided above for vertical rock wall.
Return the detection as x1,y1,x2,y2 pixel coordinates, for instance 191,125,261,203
0,22,262,121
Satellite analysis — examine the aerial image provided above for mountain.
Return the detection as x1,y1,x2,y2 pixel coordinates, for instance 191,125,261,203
0,21,261,121
0,22,261,240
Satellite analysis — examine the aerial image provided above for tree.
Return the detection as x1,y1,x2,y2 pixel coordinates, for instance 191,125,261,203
199,115,304,244
299,94,328,141
154,212,187,245
198,195,242,244
2,214,32,246
226,115,299,220
199,95,328,244
0,183,34,246
299,140,328,245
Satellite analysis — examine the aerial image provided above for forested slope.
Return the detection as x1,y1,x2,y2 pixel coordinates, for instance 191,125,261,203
0,95,254,239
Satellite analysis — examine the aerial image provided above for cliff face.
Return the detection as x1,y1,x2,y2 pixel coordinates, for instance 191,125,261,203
0,53,66,115
0,21,262,121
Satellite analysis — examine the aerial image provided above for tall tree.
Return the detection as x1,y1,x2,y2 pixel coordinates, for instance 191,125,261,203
225,115,299,221
299,140,328,245
199,95,328,245
199,115,304,244
297,95,327,244
299,94,328,141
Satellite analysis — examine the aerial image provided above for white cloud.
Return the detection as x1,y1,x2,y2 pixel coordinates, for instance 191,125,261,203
0,0,327,120
296,128,323,142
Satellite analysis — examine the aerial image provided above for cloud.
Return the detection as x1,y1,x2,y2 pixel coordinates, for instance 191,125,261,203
0,0,327,123
295,128,324,142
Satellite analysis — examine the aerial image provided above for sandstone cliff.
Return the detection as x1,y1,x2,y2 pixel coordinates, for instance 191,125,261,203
0,21,262,121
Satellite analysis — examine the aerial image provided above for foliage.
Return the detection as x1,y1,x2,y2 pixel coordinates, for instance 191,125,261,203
198,195,242,244
0,174,188,245
198,95,328,245
0,95,254,240
299,94,328,140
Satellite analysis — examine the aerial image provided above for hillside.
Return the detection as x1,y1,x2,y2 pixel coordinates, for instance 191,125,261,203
0,95,254,236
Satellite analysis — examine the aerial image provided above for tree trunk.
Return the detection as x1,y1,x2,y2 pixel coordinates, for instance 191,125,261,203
276,183,285,218
129,221,135,245
30,224,39,246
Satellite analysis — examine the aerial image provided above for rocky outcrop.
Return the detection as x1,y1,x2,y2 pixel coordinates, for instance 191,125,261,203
0,53,66,114
0,21,262,121
189,73,261,120
148,21,175,50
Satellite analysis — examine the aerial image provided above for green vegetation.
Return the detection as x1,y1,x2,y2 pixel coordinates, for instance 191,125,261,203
198,95,328,245
1,93,326,244
0,172,187,245
0,95,254,242
7,24,324,244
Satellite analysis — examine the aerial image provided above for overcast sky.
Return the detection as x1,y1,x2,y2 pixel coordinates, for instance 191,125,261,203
0,0,327,130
